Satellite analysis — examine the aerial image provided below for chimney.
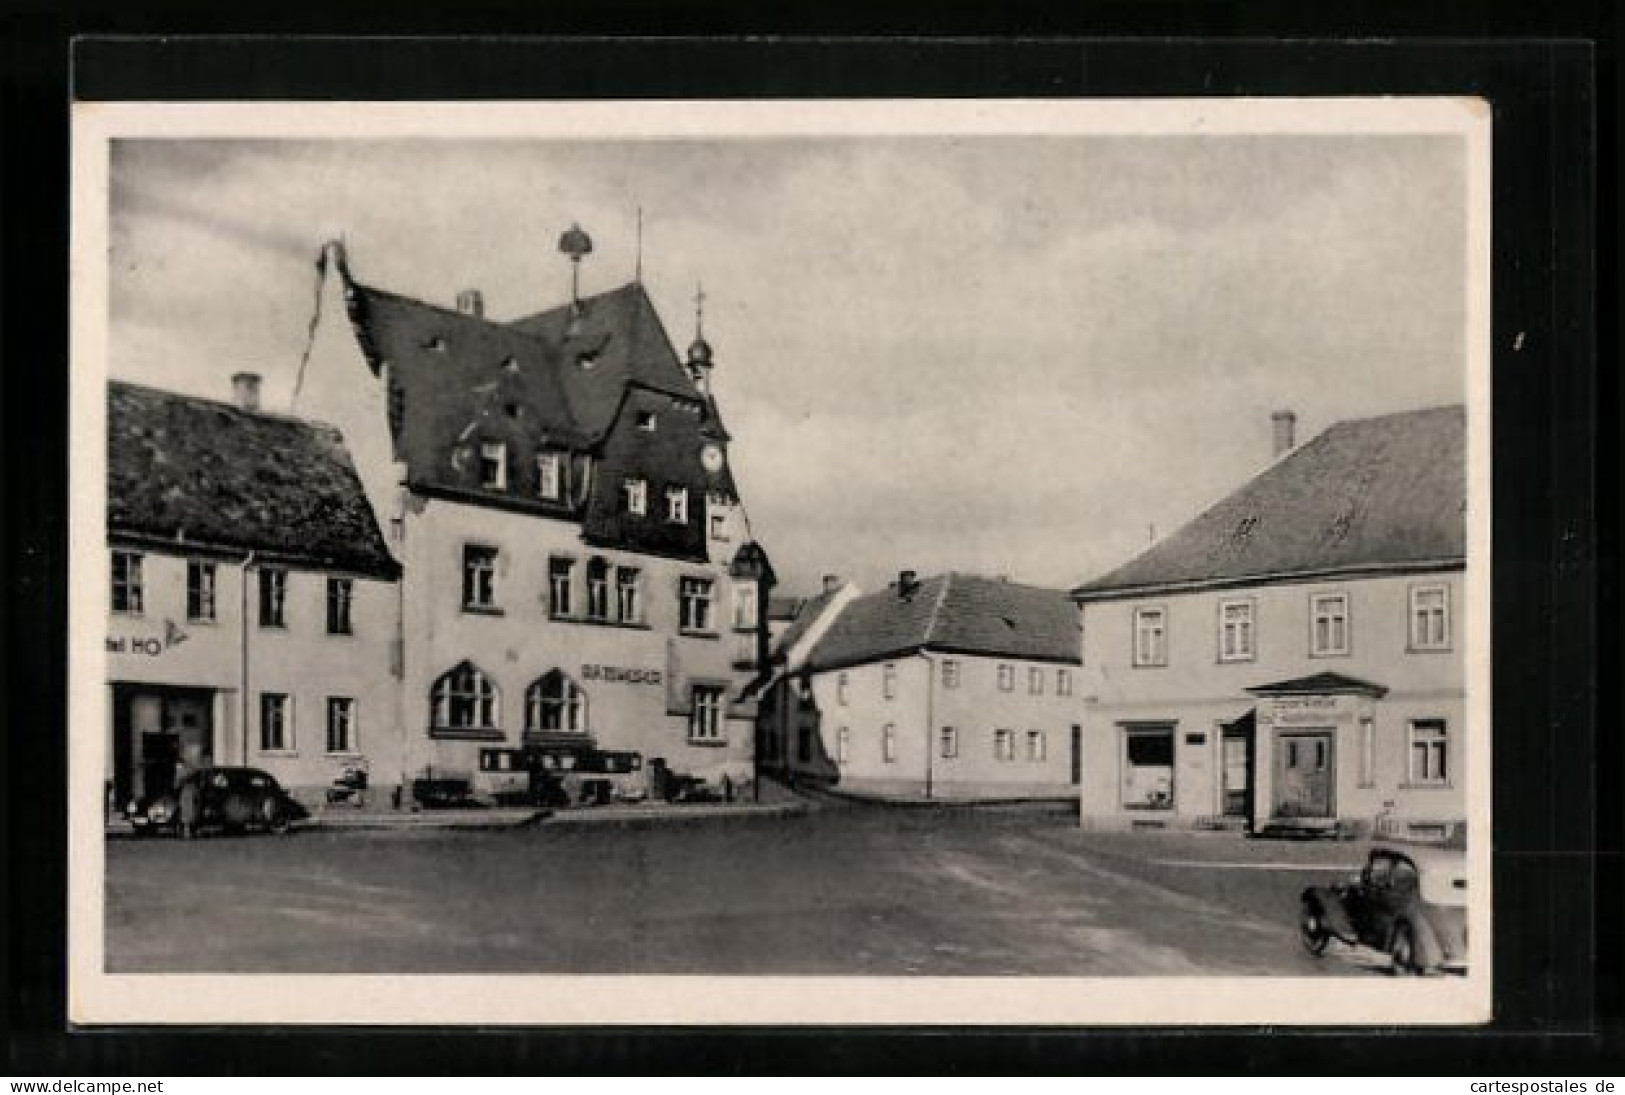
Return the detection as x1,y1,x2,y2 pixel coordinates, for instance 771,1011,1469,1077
231,372,262,413
456,289,484,318
822,574,843,594
897,569,919,597
1271,410,1297,458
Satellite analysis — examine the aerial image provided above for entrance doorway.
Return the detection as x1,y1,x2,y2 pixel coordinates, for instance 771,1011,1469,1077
1273,729,1334,818
1220,710,1256,818
111,684,214,806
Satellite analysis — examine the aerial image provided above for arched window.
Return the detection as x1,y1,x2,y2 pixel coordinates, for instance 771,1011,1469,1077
526,670,587,733
430,662,499,731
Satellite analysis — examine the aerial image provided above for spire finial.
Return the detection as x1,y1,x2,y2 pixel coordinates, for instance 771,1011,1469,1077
694,281,706,339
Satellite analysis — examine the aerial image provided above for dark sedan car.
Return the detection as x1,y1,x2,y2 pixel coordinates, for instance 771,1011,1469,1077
1299,843,1468,975
127,766,309,838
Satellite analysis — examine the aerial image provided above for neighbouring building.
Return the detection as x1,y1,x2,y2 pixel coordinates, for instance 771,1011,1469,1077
764,571,1083,801
291,230,774,803
753,575,860,782
1071,406,1468,839
106,377,402,810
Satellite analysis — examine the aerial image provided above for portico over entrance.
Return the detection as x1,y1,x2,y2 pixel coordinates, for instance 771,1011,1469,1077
1246,671,1389,835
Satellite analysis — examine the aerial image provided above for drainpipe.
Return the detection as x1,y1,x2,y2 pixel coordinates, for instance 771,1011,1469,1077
920,652,936,800
239,551,256,766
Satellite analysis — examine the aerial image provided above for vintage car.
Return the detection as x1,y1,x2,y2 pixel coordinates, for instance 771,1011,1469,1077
127,766,309,837
1299,843,1468,974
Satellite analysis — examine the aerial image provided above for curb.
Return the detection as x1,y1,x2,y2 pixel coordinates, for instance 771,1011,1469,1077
537,801,810,832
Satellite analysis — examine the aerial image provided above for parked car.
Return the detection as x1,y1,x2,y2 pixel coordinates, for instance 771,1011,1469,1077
127,766,309,838
1299,843,1468,974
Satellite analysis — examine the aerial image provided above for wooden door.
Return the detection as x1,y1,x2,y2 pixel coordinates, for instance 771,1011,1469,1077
1273,730,1334,818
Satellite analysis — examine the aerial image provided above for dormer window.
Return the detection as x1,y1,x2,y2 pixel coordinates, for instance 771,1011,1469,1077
479,442,507,490
422,335,446,352
536,451,566,501
577,353,598,370
623,478,648,517
502,356,520,374
637,411,657,432
665,486,689,524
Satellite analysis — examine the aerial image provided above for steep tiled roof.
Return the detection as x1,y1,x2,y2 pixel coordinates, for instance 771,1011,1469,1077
772,587,842,657
1074,405,1466,600
108,381,398,579
806,573,1080,672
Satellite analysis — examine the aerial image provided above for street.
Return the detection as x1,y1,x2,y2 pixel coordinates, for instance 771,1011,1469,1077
106,804,1372,976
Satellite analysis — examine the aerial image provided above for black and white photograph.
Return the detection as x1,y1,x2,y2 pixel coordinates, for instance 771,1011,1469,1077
69,98,1492,1026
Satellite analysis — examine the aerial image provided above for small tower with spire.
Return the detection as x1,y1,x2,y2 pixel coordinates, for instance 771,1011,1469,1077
686,282,714,396
557,222,593,313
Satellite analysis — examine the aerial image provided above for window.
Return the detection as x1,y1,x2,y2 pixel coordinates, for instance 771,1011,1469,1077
689,685,725,742
623,477,647,516
186,560,217,622
883,663,897,699
586,558,610,620
260,693,291,752
1027,730,1047,762
679,576,714,632
1057,668,1073,696
1410,584,1451,650
636,411,657,432
326,577,354,635
1409,719,1449,784
1133,607,1167,666
710,513,729,541
1028,667,1044,694
665,485,689,524
797,725,813,764
733,583,759,630
1122,726,1175,809
462,545,498,610
477,442,506,489
882,723,897,763
536,452,565,501
527,670,586,733
836,727,850,764
430,663,499,732
326,697,356,753
257,568,288,627
1359,716,1376,788
997,664,1015,691
994,729,1015,762
940,726,958,759
1218,598,1255,661
836,672,850,706
548,557,574,617
616,567,642,623
1311,593,1351,656
942,660,960,689
112,551,144,614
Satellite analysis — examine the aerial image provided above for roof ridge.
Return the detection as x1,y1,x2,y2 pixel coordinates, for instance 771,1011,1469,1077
109,378,345,434
353,280,563,349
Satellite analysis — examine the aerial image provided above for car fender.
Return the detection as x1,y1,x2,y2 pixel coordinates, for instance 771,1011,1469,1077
1301,886,1356,942
1393,914,1446,971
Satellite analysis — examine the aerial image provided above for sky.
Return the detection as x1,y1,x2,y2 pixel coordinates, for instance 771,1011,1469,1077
107,131,1468,597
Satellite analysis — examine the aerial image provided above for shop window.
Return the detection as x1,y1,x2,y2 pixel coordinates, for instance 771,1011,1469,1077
679,576,714,632
548,557,574,617
325,697,356,754
940,726,958,759
260,693,292,752
1027,730,1047,762
430,662,499,732
258,568,288,628
942,660,960,689
1410,584,1451,650
479,442,507,489
186,560,217,623
689,685,725,742
1122,726,1175,810
326,577,354,635
623,477,648,516
527,670,586,733
462,545,498,610
1310,592,1351,657
1408,719,1449,784
882,723,897,763
111,551,144,614
1133,607,1167,667
1218,598,1255,662
617,567,642,623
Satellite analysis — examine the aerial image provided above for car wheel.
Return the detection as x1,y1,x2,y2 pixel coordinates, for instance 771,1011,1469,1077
267,808,291,835
1390,923,1424,976
1299,900,1331,957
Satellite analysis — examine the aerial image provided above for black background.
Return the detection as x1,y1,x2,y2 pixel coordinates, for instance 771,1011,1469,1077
4,16,1617,1077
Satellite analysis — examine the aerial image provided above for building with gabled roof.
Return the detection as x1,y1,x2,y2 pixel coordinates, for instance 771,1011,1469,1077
105,378,402,809
1071,406,1468,839
290,231,773,803
760,571,1083,801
